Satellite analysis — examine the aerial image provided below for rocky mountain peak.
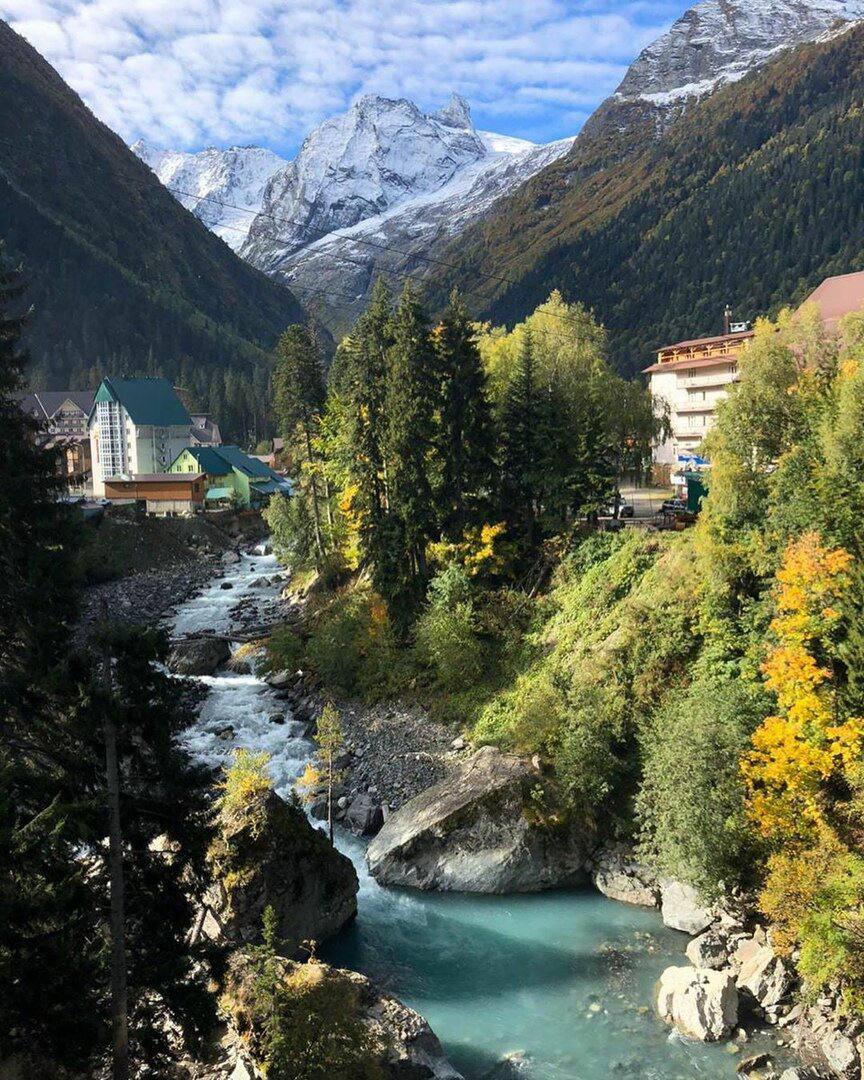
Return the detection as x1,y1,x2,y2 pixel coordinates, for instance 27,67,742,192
617,0,864,104
434,92,473,130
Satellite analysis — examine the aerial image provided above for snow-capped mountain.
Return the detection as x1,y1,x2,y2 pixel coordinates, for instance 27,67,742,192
134,92,574,329
273,131,573,325
132,141,286,250
584,0,864,138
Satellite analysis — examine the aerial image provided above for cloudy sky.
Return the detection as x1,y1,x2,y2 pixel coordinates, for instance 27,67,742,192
2,0,685,154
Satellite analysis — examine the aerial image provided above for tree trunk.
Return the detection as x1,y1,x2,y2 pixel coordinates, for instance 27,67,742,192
100,618,129,1080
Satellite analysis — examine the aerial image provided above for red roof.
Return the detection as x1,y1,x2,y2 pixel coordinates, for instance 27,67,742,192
803,270,864,330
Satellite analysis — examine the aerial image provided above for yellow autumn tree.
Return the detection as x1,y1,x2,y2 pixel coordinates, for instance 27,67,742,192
742,531,863,842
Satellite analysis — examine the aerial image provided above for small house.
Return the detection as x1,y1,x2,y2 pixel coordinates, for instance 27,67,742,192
102,473,206,515
168,444,291,509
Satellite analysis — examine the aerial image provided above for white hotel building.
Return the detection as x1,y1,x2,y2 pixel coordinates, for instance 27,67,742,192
644,327,753,477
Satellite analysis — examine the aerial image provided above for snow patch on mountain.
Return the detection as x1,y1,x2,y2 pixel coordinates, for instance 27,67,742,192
133,141,286,250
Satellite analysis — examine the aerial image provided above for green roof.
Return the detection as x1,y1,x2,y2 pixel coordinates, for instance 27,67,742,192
175,446,232,475
212,444,274,478
205,487,234,501
93,377,190,426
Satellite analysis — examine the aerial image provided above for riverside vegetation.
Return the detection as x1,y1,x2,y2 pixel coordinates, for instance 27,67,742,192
267,285,864,1027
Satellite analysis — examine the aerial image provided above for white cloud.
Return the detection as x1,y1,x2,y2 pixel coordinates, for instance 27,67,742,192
1,0,683,152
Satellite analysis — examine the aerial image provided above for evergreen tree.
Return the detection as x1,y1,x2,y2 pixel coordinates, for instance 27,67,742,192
382,285,437,615
0,245,101,1068
336,280,393,556
273,325,328,567
499,328,544,550
433,291,495,540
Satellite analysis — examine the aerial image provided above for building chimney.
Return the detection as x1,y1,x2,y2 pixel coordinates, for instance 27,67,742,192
723,304,732,336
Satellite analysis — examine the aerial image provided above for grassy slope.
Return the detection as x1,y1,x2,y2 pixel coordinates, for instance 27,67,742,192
0,20,309,380
423,26,864,375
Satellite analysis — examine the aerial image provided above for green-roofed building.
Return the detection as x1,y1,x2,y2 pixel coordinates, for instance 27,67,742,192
89,377,192,496
169,445,292,509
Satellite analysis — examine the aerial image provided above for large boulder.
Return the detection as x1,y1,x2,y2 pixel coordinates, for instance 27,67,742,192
660,879,716,935
205,790,358,956
366,746,588,893
168,636,230,676
589,845,661,907
736,944,793,1013
655,965,738,1042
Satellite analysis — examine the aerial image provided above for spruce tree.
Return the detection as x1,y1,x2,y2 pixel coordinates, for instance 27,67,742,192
337,280,393,553
433,291,495,540
273,325,328,566
499,328,544,550
0,244,102,1068
382,285,437,615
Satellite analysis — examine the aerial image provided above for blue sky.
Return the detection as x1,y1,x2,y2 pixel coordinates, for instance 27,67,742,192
2,0,686,154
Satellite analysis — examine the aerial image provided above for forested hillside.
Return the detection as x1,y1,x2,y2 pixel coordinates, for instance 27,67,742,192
0,20,312,440
423,25,864,375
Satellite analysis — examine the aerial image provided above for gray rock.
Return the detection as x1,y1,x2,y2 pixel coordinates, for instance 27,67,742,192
167,637,231,676
344,794,384,837
481,1050,532,1078
222,549,241,564
736,944,793,1011
660,879,715,935
687,929,731,970
265,669,294,690
655,965,738,1042
220,581,234,590
736,1052,771,1074
366,746,588,893
793,1006,861,1080
207,790,358,957
590,845,660,907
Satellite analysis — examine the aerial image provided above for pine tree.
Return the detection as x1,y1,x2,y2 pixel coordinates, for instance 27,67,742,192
499,328,544,550
0,244,102,1068
273,325,328,567
336,280,393,556
382,285,437,614
433,291,495,540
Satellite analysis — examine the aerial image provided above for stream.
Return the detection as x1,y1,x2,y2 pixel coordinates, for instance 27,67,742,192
172,549,784,1080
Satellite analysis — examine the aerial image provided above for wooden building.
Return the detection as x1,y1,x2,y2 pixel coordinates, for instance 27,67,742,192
102,473,206,515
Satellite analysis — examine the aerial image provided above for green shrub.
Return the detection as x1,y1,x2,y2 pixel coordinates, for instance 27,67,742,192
414,565,490,693
264,627,304,675
223,912,383,1080
636,673,768,897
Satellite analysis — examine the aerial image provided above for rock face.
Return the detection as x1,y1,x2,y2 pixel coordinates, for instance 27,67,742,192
206,790,358,955
167,636,230,676
655,965,739,1042
736,944,793,1013
366,746,588,893
660,879,716,935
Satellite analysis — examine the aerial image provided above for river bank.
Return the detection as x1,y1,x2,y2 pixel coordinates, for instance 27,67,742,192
150,551,809,1080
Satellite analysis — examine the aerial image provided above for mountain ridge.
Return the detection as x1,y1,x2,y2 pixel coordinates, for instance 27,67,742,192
420,20,864,375
0,17,310,405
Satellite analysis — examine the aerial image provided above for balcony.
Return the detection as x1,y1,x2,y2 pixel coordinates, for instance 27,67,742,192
675,401,718,414
681,371,739,388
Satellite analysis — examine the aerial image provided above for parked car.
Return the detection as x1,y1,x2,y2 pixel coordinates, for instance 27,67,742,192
606,500,634,519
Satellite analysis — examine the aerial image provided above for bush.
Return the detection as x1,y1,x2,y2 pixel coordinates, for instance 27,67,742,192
305,588,414,700
264,627,304,675
760,842,864,1012
223,912,383,1080
636,674,768,897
